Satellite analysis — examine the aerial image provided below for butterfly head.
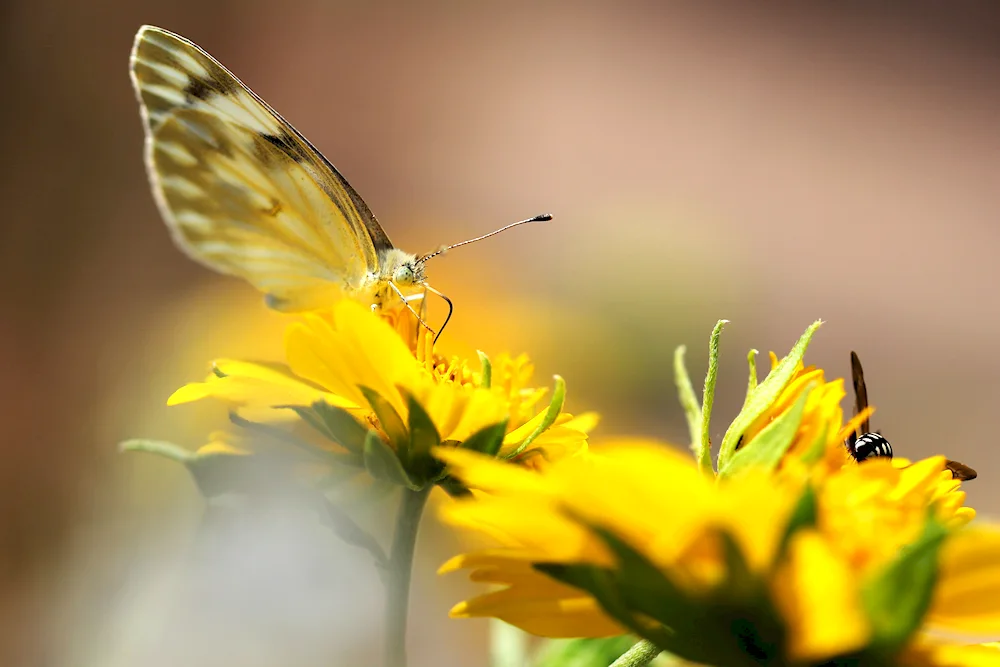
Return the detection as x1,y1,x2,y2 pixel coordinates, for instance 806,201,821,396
393,260,425,287
378,248,426,287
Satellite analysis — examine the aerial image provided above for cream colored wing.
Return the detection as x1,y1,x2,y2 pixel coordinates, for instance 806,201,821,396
130,25,393,310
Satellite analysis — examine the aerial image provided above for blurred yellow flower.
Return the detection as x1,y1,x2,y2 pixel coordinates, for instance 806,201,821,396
438,442,994,666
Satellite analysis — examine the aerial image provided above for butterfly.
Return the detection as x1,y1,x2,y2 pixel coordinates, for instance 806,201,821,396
846,351,977,481
129,25,548,337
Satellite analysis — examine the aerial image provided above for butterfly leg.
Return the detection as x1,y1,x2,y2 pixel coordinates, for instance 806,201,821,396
387,281,437,338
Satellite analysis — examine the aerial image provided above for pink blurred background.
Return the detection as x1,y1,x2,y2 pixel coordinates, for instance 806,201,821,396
3,2,1000,665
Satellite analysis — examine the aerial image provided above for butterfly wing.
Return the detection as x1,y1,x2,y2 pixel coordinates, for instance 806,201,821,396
130,25,394,310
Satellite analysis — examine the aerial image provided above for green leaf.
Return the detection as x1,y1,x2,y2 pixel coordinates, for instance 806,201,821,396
717,321,822,471
699,320,727,474
359,386,409,456
504,375,565,459
718,384,812,478
460,420,509,458
861,515,948,652
743,349,759,408
478,350,493,389
673,346,702,468
363,430,419,490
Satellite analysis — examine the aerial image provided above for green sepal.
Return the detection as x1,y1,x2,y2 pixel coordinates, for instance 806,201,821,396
400,388,443,485
743,349,759,408
860,514,948,652
504,375,565,459
280,400,369,458
119,439,193,463
478,350,492,389
539,527,785,667
535,561,676,652
718,384,812,478
121,438,265,497
363,430,420,490
799,420,830,466
698,320,728,473
437,474,473,498
186,450,264,497
120,442,390,567
673,345,703,468
460,420,509,458
717,321,822,471
776,485,818,559
359,385,409,455
228,412,360,467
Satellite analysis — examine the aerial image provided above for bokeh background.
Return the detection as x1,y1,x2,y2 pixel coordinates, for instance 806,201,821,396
3,2,1000,665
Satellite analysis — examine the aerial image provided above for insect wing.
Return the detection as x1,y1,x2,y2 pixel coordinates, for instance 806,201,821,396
849,351,872,438
945,459,978,482
130,25,392,310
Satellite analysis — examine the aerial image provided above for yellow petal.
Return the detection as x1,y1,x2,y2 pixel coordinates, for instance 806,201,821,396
900,639,1000,666
772,530,870,662
434,447,553,496
926,527,1000,635
450,582,624,638
167,359,345,413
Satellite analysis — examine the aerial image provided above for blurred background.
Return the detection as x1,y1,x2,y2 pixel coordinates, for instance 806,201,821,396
3,1,1000,665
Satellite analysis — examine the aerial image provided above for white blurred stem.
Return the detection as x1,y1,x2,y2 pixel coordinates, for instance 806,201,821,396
490,619,529,667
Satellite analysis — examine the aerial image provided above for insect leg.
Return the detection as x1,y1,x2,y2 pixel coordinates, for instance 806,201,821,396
387,281,437,338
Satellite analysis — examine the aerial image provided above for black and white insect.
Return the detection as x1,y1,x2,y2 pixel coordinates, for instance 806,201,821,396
846,351,977,481
846,351,894,462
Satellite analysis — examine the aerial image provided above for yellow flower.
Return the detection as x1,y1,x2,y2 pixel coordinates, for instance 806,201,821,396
438,442,997,666
169,300,591,488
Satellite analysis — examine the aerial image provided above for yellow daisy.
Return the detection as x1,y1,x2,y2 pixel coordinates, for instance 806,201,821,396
168,300,592,489
437,442,994,666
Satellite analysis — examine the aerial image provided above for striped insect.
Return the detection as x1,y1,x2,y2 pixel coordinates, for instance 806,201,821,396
129,26,548,342
847,351,977,481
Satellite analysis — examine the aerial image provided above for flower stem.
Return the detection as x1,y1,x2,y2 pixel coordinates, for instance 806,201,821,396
610,639,661,667
383,485,432,667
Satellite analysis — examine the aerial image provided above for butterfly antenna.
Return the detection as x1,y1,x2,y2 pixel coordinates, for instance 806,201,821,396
418,213,552,263
424,284,454,345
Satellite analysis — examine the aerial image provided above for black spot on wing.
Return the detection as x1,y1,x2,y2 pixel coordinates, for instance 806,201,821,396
260,131,307,161
183,72,239,103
